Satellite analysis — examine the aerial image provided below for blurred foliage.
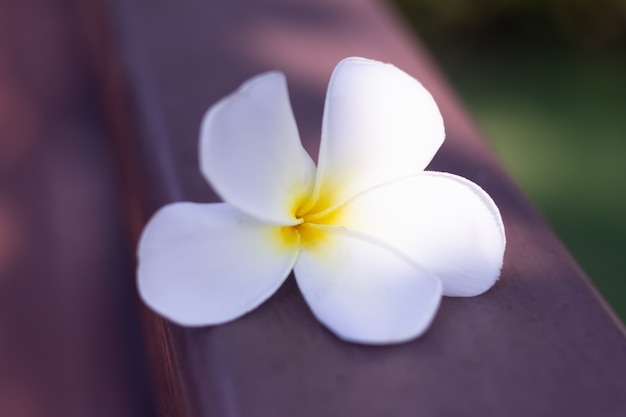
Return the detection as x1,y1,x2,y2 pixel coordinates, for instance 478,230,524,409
393,0,626,321
396,0,626,48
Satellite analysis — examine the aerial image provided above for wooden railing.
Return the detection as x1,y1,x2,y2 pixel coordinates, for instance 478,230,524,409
2,0,625,416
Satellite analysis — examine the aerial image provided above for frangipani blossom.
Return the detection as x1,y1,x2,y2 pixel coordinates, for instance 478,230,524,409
137,57,506,344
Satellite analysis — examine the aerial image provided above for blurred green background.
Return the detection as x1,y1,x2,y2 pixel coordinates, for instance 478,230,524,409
394,0,626,321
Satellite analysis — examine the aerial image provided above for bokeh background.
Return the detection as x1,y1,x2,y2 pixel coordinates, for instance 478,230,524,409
394,0,626,321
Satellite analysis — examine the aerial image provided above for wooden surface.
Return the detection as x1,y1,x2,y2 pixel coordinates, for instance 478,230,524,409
0,0,156,416
106,0,626,416
2,0,626,416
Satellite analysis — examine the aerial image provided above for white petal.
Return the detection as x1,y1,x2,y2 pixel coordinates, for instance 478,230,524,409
305,57,445,213
200,72,316,225
137,202,299,326
333,172,506,297
294,226,442,344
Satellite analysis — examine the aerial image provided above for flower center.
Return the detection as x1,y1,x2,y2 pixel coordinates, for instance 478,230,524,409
282,194,341,248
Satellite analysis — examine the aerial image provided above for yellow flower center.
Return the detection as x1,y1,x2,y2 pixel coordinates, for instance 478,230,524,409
280,188,342,249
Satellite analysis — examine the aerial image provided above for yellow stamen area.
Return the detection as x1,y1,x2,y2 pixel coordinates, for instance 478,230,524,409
279,188,342,249
278,224,300,248
292,223,326,246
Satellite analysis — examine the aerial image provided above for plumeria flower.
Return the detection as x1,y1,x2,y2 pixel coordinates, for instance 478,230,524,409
137,57,505,345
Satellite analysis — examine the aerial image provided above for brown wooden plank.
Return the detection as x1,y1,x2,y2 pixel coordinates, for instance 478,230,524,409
102,0,626,416
0,0,156,415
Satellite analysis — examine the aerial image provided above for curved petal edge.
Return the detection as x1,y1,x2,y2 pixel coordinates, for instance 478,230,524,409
294,226,443,344
199,72,316,225
331,171,506,297
137,202,299,326
305,57,445,213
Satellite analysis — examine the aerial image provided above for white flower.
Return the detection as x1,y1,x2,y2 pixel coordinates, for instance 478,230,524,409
137,57,506,345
